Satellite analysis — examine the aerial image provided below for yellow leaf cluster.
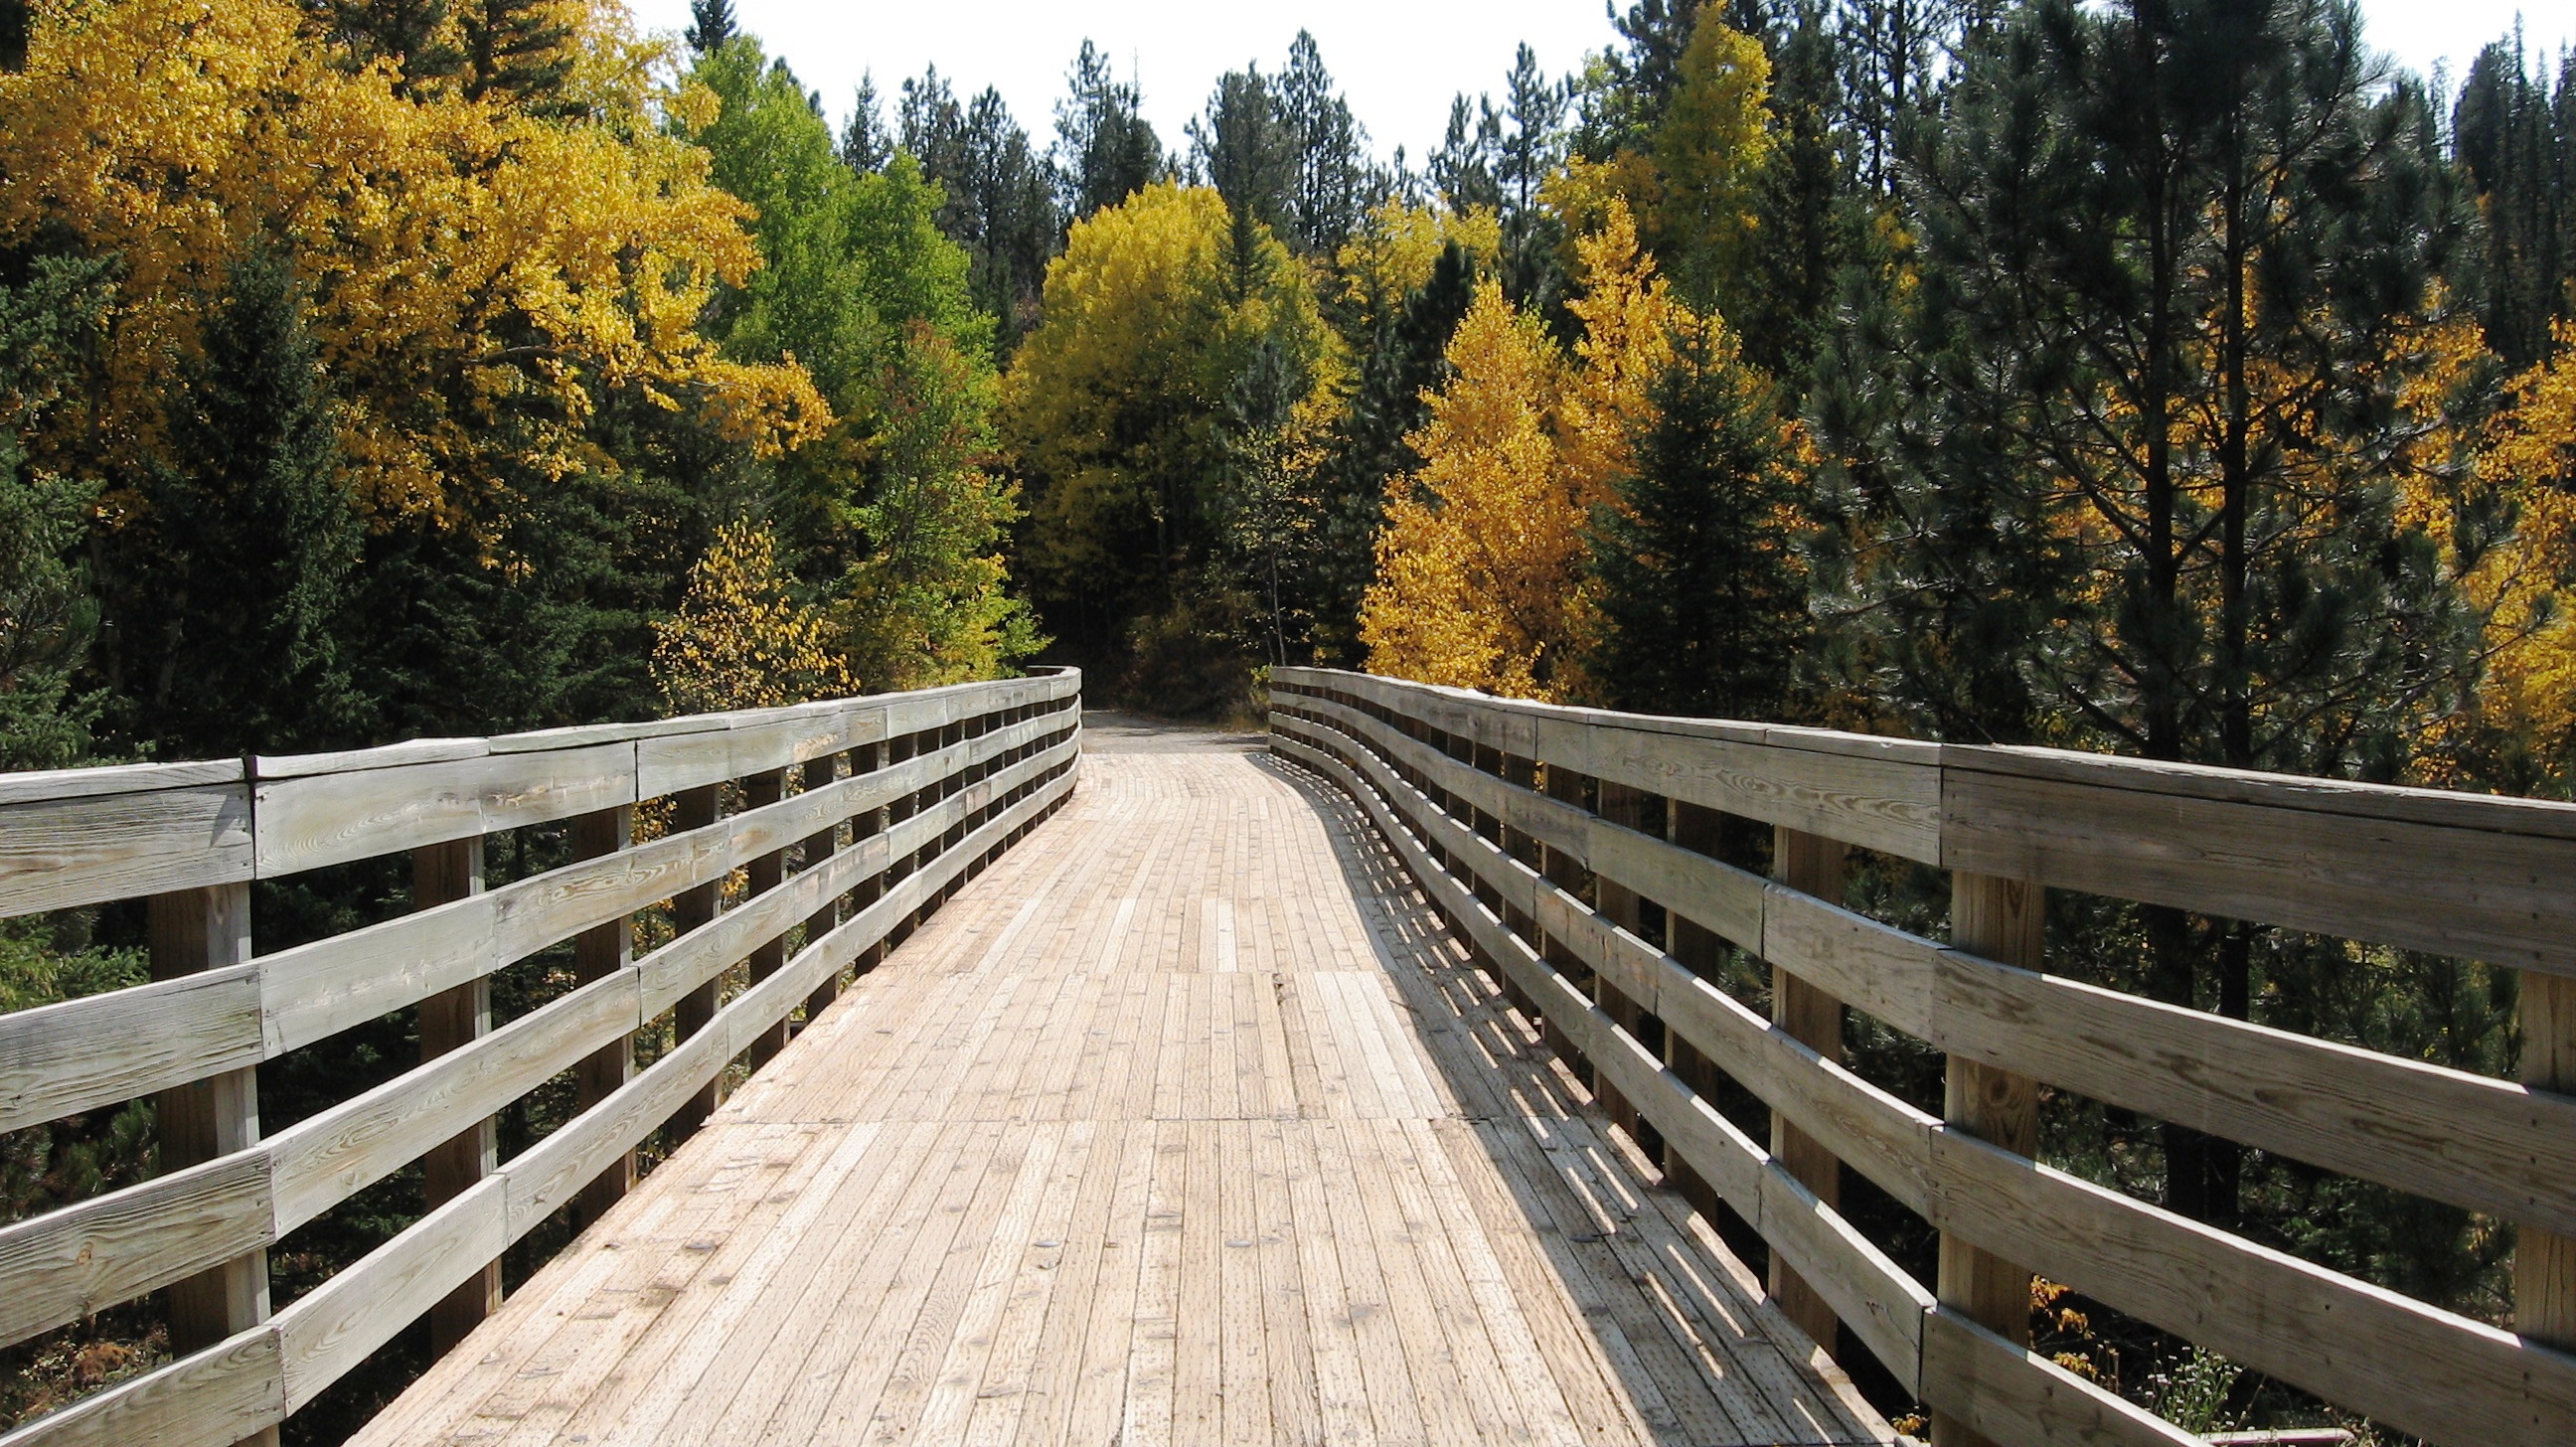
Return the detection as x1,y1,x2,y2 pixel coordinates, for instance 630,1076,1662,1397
2440,320,2576,771
650,521,855,714
1360,198,1686,702
1333,200,1504,331
0,0,825,525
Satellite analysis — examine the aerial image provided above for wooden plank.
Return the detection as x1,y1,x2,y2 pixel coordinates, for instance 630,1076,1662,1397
1942,758,2576,973
265,972,639,1233
1917,1308,2194,1447
1925,1126,2576,1447
0,757,242,807
1758,884,1938,1039
1768,827,1847,1355
274,1176,509,1411
0,1328,284,1447
669,783,724,1139
0,965,262,1136
0,783,251,916
252,743,634,877
0,1152,274,1349
1930,943,2576,1236
741,768,791,1069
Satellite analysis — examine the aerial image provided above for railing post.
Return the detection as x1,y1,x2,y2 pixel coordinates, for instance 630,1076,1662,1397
671,782,724,1137
1539,763,1596,1087
1769,825,1848,1353
148,881,280,1447
799,752,844,1032
572,804,634,1228
1597,782,1663,1158
1663,801,1732,1224
414,835,498,1355
1934,871,2044,1447
852,739,891,975
2520,972,2576,1347
744,766,791,1068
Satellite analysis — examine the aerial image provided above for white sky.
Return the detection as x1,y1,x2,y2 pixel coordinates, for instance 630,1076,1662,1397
625,0,2576,168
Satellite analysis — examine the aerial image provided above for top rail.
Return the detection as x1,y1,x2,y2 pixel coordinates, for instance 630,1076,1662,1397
0,676,1076,917
1283,668,2576,973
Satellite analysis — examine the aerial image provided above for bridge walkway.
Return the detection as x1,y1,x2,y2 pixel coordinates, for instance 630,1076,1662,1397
353,717,1890,1446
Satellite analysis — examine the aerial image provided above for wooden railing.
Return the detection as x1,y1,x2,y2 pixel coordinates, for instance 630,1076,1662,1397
0,671,1081,1447
1270,666,2576,1447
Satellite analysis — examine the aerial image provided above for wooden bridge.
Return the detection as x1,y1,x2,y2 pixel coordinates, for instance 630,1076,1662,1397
2,667,2574,1446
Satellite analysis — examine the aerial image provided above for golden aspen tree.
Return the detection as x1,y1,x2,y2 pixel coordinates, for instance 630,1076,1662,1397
1360,195,1685,702
0,0,824,525
650,521,855,714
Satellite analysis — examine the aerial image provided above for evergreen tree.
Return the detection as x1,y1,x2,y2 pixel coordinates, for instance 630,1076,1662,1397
1738,0,1857,384
1190,66,1297,284
840,74,891,172
1854,0,2474,1224
684,0,734,56
323,0,463,95
1053,40,1164,222
1588,319,1809,719
106,244,364,756
901,69,1059,350
2452,38,2576,368
1277,33,1370,256
0,0,26,74
455,0,574,111
0,256,113,770
1429,95,1504,214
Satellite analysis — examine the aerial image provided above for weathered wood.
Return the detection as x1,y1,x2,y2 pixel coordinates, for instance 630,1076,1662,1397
1918,1308,2194,1447
1768,827,1847,1355
571,804,635,1227
743,768,791,1069
669,783,724,1139
146,882,276,1447
0,783,252,916
254,744,634,878
0,965,262,1136
0,1152,273,1350
1927,1126,2576,1447
1942,755,2576,973
1934,871,2042,1447
799,754,843,1028
276,1176,509,1414
2522,971,2576,1348
0,1327,285,1447
412,837,498,1356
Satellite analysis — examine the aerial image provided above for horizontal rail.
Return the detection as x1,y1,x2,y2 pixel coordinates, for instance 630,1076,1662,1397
1286,667,2576,973
0,672,1080,1446
1270,669,2576,1447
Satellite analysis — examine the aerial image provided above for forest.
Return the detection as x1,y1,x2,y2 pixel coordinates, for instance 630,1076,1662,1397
3,0,2576,1436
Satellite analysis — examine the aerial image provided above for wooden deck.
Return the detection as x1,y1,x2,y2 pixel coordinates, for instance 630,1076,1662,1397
354,716,1890,1447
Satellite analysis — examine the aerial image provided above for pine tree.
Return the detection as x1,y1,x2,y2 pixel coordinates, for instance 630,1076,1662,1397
1588,318,1810,719
1190,67,1297,286
840,75,891,172
107,244,364,756
900,72,1058,351
2452,38,2576,369
1278,33,1370,256
1859,0,2475,1226
1053,40,1164,222
685,0,735,55
1429,95,1504,214
0,256,113,770
456,0,574,111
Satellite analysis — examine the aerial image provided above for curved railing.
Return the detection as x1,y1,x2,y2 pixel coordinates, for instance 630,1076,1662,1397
1270,665,2576,1447
0,672,1081,1447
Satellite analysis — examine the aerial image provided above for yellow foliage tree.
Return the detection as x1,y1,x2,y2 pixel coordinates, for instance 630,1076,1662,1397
1333,200,1505,333
1360,197,1686,701
651,521,856,714
0,0,824,525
